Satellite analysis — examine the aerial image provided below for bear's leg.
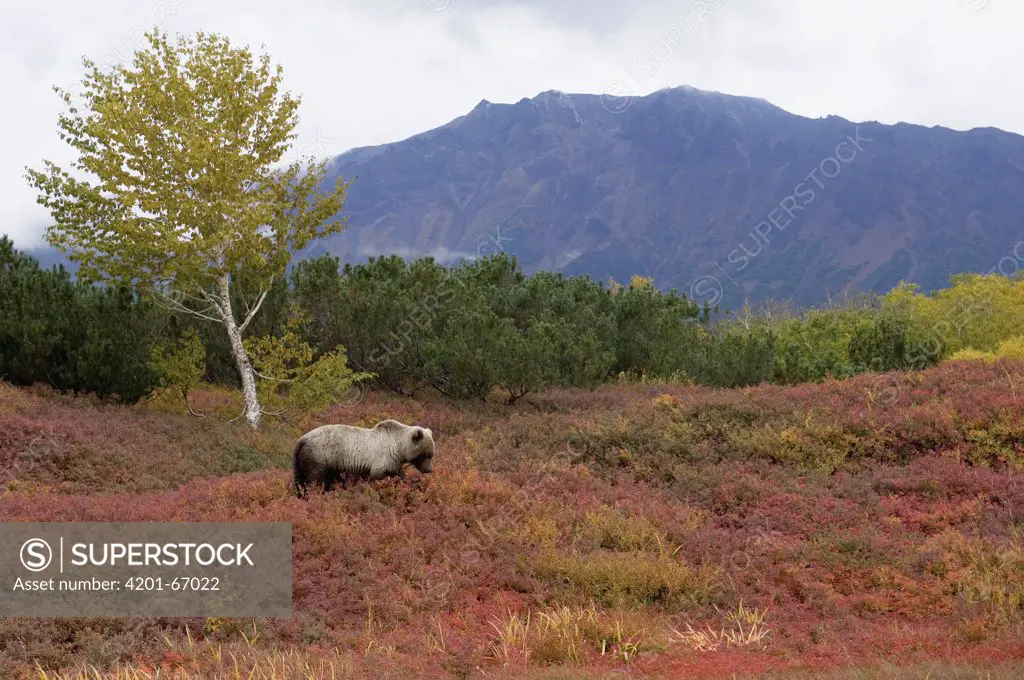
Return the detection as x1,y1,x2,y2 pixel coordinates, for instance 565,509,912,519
322,468,340,493
293,445,310,498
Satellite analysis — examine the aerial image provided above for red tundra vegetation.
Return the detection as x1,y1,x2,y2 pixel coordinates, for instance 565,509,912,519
0,360,1022,678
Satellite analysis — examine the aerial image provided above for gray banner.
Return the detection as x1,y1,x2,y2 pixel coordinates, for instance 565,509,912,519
0,522,292,617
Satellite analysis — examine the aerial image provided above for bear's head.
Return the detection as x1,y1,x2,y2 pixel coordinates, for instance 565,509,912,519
409,426,435,473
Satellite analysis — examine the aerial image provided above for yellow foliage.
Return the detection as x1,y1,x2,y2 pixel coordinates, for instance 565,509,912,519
995,336,1024,359
609,274,656,294
949,348,996,363
630,274,655,289
652,393,681,409
945,338,1024,364
726,422,850,472
882,274,1024,355
534,549,718,609
510,515,561,549
244,307,373,416
577,506,667,553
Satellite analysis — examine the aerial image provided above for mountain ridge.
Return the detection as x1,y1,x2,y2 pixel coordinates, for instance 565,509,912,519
308,85,1024,306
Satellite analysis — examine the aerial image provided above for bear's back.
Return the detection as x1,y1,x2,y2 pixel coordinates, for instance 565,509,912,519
302,423,373,447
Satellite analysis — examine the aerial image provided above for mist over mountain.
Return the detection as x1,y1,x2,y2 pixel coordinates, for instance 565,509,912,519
307,86,1024,307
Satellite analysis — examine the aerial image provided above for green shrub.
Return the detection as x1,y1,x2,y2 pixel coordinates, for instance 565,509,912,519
0,237,162,402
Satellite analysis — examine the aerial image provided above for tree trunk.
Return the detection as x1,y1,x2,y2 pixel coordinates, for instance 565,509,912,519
217,274,262,430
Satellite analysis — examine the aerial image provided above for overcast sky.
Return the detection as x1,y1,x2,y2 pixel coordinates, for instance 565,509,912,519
3,0,1019,247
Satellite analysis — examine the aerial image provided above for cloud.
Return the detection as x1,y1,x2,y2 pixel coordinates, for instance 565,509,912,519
356,243,476,265
4,0,1020,248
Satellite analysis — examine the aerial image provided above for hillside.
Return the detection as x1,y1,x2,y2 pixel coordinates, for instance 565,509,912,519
307,87,1024,307
1,363,1023,678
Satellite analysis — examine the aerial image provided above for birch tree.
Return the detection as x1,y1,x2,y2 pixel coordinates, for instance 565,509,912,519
27,30,348,429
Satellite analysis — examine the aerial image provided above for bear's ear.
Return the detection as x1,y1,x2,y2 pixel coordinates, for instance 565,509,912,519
412,428,423,442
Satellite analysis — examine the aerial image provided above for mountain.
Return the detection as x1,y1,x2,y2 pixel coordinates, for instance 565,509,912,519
24,246,77,274
308,86,1024,307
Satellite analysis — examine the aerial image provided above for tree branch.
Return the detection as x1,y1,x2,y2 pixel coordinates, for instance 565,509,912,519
185,390,206,418
154,290,223,325
227,406,248,424
252,368,296,383
238,274,274,334
260,405,300,418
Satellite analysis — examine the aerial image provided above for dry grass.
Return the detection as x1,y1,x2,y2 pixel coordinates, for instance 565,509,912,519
488,605,647,667
27,624,360,679
35,649,356,680
670,601,772,652
951,536,1024,623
